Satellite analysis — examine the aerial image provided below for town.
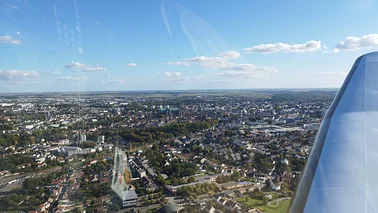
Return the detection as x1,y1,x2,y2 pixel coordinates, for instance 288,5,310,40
0,89,336,213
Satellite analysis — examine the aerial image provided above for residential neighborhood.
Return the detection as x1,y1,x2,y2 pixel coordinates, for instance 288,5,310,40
0,90,336,212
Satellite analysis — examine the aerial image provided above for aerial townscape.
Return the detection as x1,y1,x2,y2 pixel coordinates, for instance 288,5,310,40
2,0,378,212
0,90,336,213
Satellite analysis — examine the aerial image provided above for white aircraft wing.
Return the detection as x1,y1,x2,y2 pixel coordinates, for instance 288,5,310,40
289,51,378,212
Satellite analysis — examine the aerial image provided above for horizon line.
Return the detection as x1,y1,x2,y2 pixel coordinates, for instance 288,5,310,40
0,88,340,95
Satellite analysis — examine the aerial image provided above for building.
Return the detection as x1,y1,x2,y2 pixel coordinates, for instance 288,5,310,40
98,135,105,143
122,190,138,208
160,107,180,116
80,134,87,142
111,147,138,208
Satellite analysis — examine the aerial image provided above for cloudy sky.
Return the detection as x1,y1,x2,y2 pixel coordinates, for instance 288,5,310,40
1,0,378,92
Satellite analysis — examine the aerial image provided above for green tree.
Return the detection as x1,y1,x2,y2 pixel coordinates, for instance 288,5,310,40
109,204,120,212
262,196,269,205
171,177,179,186
73,207,83,213
187,176,196,183
263,179,271,192
231,171,241,181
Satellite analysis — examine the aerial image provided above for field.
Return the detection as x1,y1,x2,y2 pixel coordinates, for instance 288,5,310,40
237,197,291,213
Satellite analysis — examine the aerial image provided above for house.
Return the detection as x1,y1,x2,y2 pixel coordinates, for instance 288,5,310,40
203,205,215,213
271,183,281,191
213,195,222,202
48,197,54,203
138,169,146,177
225,200,241,212
36,204,46,212
218,198,227,205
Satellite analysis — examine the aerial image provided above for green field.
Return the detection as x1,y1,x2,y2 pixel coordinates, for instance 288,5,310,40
237,197,263,207
165,178,172,185
237,197,290,213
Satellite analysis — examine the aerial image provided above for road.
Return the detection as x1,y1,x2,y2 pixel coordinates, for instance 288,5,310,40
120,194,211,213
119,204,161,213
267,197,291,207
0,166,61,194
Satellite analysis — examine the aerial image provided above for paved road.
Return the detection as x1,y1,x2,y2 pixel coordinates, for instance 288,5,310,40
119,204,161,213
267,197,291,207
0,166,61,193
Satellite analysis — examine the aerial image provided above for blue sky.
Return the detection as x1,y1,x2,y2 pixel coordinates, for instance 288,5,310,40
1,0,378,92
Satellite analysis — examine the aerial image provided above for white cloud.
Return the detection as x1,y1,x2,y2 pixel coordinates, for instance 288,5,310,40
65,62,106,72
158,72,203,81
58,76,88,81
0,70,39,81
101,79,142,84
214,71,272,78
127,63,137,67
105,73,111,77
331,48,340,53
101,79,124,84
159,72,182,77
0,36,21,45
82,64,107,72
65,62,86,69
166,76,204,81
186,51,277,76
219,50,240,59
325,48,340,54
243,40,322,54
160,72,173,77
335,34,378,50
167,61,190,66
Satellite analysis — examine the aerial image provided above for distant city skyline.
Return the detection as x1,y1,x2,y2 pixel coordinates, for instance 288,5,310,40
1,0,378,92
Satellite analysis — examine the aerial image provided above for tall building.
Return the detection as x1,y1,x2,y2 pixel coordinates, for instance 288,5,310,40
111,147,137,208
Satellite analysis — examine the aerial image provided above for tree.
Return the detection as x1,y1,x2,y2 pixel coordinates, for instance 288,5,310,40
156,175,166,186
263,179,271,192
73,207,83,213
262,196,269,205
159,196,167,204
187,176,196,183
143,197,148,206
231,171,241,181
171,177,179,186
253,153,273,173
109,204,120,212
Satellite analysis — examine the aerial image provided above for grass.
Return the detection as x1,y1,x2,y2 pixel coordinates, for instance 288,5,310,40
262,199,290,213
237,197,263,208
165,179,172,185
237,197,291,213
146,208,159,213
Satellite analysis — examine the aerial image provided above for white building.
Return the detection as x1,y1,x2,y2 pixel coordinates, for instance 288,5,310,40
98,135,105,143
80,134,87,142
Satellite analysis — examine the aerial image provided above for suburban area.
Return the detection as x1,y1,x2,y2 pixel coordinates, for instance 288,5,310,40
0,90,336,213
